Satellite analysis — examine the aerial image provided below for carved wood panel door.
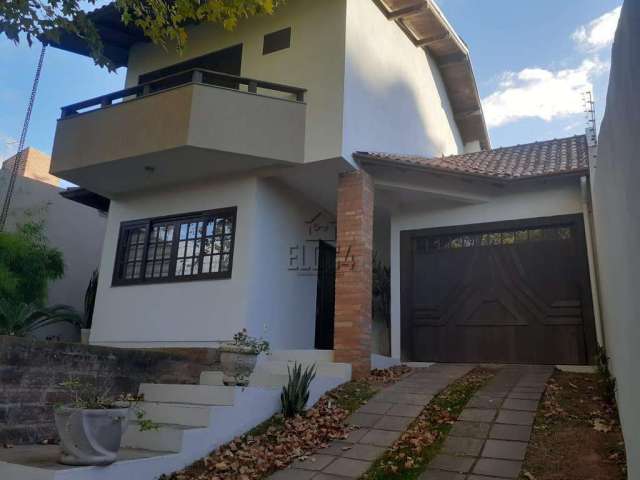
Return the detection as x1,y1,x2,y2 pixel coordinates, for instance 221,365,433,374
401,215,597,364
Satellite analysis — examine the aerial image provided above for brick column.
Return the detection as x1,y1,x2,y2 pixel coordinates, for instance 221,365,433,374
334,170,374,379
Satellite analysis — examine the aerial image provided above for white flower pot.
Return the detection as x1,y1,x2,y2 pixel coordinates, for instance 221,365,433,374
54,406,129,466
219,345,258,386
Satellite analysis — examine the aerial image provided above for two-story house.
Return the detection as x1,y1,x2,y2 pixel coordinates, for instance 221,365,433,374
49,0,600,377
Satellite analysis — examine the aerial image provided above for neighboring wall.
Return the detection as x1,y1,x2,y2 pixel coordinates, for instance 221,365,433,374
589,1,640,476
2,148,60,188
91,176,323,350
0,336,213,445
0,171,106,315
341,0,463,161
389,177,584,359
125,0,347,163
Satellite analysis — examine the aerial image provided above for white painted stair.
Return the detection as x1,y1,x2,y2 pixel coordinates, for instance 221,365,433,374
0,351,352,480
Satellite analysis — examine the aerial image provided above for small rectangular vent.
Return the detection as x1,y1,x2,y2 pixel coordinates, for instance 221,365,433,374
263,27,291,55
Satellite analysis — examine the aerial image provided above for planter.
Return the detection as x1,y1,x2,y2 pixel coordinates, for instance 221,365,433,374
219,345,259,386
54,406,129,466
80,328,91,345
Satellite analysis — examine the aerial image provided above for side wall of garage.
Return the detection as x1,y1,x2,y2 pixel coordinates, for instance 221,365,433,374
389,177,584,359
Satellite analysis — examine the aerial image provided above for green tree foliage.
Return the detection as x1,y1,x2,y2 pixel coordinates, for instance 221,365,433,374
0,0,282,70
0,221,64,306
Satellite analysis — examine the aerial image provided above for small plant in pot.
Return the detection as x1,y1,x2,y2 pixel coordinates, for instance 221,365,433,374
220,329,270,386
54,378,158,466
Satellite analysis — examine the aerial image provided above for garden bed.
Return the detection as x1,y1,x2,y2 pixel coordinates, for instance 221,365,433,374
520,371,627,480
163,365,411,480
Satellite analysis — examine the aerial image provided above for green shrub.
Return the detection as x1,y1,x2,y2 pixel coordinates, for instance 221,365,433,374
281,362,316,418
0,220,64,306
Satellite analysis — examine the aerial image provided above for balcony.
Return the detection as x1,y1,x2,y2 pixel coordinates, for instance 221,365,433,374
51,69,307,195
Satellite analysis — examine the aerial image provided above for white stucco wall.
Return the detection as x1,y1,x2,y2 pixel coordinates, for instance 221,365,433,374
90,175,325,349
590,1,640,475
245,179,324,349
389,178,583,359
341,0,463,161
0,172,106,340
125,0,347,164
90,177,259,347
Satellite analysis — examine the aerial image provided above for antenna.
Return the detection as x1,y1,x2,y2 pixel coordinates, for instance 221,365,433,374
583,91,597,146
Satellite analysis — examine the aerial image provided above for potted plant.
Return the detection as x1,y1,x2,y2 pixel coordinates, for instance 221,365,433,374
219,329,270,386
54,379,157,466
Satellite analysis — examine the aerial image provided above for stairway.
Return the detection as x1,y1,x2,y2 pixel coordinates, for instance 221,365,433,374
0,352,351,480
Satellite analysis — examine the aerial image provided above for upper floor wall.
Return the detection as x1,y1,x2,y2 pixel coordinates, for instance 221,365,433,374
48,0,484,191
123,0,465,163
124,0,347,164
342,0,463,160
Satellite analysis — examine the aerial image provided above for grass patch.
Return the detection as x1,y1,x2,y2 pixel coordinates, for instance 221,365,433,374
328,379,380,413
363,368,495,480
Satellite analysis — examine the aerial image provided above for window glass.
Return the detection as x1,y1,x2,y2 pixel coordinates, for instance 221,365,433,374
113,208,236,285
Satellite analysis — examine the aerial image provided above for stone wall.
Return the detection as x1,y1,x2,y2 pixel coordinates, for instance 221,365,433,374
0,336,218,445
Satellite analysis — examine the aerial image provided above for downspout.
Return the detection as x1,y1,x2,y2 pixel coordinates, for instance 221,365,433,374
581,172,606,347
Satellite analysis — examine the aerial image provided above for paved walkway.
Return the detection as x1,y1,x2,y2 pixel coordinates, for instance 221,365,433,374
419,364,554,480
269,364,473,480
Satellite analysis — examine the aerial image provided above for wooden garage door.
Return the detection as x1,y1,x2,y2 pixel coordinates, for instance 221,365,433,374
400,215,597,364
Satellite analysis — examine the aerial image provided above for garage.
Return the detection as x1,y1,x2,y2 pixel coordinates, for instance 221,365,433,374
400,214,598,364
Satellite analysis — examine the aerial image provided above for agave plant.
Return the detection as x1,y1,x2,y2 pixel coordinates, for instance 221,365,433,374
281,362,317,418
0,299,83,337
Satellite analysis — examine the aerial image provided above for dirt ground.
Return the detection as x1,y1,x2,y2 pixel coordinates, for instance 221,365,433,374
521,371,627,480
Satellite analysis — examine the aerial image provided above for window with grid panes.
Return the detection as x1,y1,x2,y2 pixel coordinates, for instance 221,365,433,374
112,208,236,285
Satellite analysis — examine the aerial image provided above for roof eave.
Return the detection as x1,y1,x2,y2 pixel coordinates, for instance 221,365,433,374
373,0,491,150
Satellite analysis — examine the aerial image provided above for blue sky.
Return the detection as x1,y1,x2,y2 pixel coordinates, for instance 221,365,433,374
0,0,623,160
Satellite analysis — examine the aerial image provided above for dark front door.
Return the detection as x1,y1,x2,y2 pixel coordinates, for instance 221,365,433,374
401,215,597,364
315,241,336,350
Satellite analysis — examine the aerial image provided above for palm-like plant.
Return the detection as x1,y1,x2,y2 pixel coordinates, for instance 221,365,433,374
0,299,82,336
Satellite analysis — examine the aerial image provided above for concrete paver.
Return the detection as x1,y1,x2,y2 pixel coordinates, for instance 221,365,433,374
266,364,474,480
425,365,553,480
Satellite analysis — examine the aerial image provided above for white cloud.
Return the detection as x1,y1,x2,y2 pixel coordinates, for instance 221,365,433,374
482,58,608,128
572,6,622,51
482,7,621,129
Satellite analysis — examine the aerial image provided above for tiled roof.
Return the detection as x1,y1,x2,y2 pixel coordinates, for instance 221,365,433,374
355,135,590,182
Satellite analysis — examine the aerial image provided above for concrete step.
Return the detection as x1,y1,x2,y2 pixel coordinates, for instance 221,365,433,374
0,445,173,480
121,422,202,453
139,383,235,406
269,349,334,363
137,401,212,427
199,371,224,386
249,369,289,387
257,360,351,379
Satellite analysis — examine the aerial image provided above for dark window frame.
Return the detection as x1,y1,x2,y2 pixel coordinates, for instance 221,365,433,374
112,207,237,287
263,27,292,55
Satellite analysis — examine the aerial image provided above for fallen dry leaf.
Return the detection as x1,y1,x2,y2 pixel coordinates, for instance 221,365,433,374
593,418,612,433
